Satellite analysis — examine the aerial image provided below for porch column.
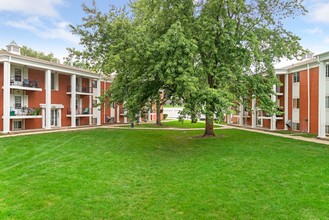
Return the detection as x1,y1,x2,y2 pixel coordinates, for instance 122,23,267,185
71,74,76,127
251,98,256,128
148,110,151,121
239,102,243,126
124,109,128,123
117,105,120,123
89,79,92,125
3,61,11,133
270,85,277,131
318,61,326,138
96,79,101,125
284,74,289,130
307,64,310,133
45,70,52,129
227,109,232,124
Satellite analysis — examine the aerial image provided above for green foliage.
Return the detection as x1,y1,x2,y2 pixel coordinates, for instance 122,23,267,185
20,46,60,63
69,0,307,136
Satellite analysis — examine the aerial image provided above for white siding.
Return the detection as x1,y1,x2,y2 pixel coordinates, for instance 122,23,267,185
293,82,300,98
292,109,300,123
163,107,183,119
326,110,329,124
326,80,329,94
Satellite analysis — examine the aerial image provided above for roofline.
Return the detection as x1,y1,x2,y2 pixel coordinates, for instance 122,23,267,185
275,58,319,74
0,52,101,79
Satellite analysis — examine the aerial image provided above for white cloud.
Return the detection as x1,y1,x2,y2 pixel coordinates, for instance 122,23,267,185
303,0,329,24
0,0,65,17
5,17,79,45
304,27,323,35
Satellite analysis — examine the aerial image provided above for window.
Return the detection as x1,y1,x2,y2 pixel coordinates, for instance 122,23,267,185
293,72,300,83
326,65,329,78
326,125,329,134
14,96,22,109
293,98,300,109
326,96,329,108
14,68,22,81
51,109,59,126
292,123,300,131
13,120,23,130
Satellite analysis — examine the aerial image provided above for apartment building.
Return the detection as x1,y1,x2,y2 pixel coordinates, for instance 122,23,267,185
227,52,329,138
0,41,139,133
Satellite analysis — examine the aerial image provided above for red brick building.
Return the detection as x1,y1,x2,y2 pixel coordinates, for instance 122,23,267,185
227,53,329,138
0,41,156,133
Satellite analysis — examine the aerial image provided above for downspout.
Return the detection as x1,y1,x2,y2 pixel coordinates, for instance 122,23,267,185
307,64,310,133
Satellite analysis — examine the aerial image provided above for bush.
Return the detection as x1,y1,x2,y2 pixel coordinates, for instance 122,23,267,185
163,114,168,120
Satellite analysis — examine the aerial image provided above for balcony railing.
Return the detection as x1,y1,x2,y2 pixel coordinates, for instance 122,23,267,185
67,108,92,115
67,86,92,94
276,86,282,93
10,107,41,116
10,79,40,88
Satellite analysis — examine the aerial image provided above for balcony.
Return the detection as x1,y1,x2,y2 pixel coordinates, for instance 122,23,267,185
67,108,92,117
10,107,42,119
67,86,93,96
276,86,283,96
10,79,42,92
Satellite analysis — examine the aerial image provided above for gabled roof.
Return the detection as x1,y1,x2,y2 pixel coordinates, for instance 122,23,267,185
8,41,19,46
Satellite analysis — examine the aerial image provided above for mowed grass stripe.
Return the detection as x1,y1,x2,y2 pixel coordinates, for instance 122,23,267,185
0,128,328,219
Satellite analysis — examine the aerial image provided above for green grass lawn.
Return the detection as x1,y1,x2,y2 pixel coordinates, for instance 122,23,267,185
1,128,329,219
274,130,318,138
134,120,220,129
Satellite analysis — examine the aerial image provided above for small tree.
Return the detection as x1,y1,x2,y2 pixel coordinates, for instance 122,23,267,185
21,46,60,63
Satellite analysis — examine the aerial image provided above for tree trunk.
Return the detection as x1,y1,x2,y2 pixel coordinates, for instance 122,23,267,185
191,112,198,123
203,115,215,137
203,73,215,137
155,97,162,126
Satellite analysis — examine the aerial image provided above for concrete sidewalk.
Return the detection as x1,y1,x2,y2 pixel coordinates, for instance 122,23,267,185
225,125,329,145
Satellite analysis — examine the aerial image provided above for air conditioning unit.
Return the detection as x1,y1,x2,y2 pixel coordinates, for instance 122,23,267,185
285,120,292,128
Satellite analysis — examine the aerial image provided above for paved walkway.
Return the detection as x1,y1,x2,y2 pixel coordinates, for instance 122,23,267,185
224,125,329,145
1,122,329,146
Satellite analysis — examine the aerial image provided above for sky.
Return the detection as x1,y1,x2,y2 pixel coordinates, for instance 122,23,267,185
1,0,329,66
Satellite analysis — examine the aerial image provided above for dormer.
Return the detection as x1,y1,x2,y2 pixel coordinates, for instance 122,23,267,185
6,41,21,55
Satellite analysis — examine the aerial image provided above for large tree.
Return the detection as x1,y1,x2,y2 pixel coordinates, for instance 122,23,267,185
69,0,307,136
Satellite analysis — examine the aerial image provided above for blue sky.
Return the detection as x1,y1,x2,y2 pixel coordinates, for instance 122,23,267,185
1,0,329,64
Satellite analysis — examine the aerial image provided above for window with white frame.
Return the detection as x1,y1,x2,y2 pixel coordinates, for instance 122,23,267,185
14,67,22,82
326,125,329,134
326,96,329,108
293,98,300,109
293,72,300,83
14,96,22,109
13,120,23,130
326,65,329,78
292,123,300,131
